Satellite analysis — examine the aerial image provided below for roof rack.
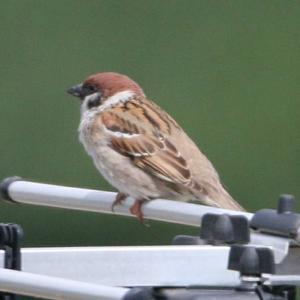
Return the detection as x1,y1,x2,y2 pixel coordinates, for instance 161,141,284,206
0,177,299,300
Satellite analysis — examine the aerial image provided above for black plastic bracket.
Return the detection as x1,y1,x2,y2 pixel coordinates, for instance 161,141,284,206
256,285,296,300
0,223,24,300
123,287,165,300
0,177,23,203
0,223,23,270
228,245,275,276
200,213,250,244
172,213,250,246
251,194,300,239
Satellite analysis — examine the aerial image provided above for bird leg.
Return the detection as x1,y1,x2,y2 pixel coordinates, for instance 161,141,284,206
111,192,128,212
130,199,147,223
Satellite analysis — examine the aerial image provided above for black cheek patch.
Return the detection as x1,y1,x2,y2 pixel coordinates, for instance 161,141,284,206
87,94,102,109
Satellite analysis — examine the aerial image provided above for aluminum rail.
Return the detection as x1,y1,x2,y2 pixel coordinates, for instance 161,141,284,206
0,268,128,300
1,178,253,225
263,275,300,286
1,246,298,287
0,246,240,287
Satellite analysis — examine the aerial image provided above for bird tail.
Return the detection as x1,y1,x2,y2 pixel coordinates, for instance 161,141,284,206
208,186,245,211
214,189,245,211
192,180,245,211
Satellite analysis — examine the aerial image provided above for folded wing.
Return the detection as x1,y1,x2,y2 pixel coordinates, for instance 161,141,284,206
100,101,192,186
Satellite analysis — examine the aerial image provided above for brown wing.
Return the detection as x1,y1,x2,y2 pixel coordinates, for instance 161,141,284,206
100,100,192,186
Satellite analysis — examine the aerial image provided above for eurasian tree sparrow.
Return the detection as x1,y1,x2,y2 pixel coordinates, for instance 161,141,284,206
68,72,244,221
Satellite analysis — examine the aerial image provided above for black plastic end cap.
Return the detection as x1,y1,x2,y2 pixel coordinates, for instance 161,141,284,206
0,176,22,202
123,288,158,300
277,194,295,214
228,245,275,276
200,213,250,244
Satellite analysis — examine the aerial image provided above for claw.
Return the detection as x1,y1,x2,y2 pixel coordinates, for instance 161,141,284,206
111,192,128,212
130,199,147,224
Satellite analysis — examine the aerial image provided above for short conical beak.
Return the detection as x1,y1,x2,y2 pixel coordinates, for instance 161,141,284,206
67,84,83,98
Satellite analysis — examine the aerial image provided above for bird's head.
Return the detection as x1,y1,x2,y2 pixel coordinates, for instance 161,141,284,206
67,72,145,113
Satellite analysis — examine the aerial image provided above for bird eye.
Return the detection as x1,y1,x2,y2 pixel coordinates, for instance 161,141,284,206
83,84,97,94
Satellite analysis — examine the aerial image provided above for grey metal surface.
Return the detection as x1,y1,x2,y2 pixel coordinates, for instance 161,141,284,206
276,247,300,275
263,275,300,286
7,180,253,225
0,245,298,287
0,245,299,300
162,289,258,300
0,268,128,300
1,246,240,287
249,232,290,263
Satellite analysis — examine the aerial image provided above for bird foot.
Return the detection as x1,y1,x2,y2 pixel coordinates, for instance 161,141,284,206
112,195,148,225
130,199,147,225
111,192,128,212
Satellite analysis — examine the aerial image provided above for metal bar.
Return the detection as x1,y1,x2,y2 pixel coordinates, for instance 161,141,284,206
0,246,298,287
276,247,300,275
0,246,240,287
161,288,259,300
5,180,253,225
263,275,300,286
0,268,128,300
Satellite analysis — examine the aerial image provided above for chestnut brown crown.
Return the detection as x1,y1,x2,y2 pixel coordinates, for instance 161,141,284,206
84,72,145,99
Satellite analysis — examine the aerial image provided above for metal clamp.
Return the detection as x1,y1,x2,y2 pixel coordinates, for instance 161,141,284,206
251,194,300,240
173,213,250,245
0,223,23,300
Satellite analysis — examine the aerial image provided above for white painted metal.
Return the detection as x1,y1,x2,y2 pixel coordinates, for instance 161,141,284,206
0,245,296,287
0,246,240,287
7,180,253,224
263,275,300,286
0,268,128,300
249,232,290,263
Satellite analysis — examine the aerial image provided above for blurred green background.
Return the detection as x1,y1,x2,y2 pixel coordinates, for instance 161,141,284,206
0,0,299,294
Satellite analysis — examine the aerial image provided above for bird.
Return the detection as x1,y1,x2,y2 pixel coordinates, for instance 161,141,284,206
67,72,244,222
